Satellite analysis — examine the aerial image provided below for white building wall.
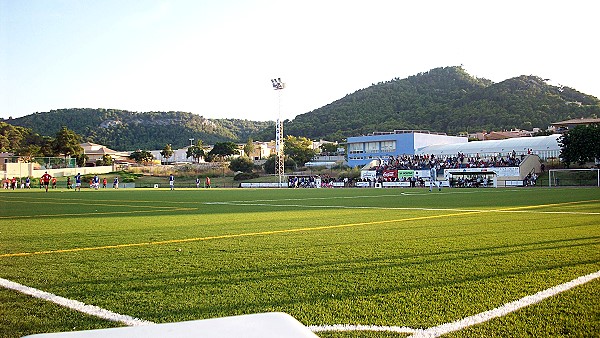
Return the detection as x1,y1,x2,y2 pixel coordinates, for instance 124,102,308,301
413,133,468,151
151,148,191,163
416,134,561,160
3,163,114,179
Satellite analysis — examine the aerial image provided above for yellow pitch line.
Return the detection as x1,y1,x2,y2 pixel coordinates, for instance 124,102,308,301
3,199,597,258
0,210,485,258
211,199,600,215
0,208,197,220
496,199,600,211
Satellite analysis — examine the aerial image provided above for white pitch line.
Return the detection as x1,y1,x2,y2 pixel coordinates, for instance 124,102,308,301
3,270,599,335
205,201,481,212
308,270,600,336
408,269,600,338
205,201,600,215
221,194,406,203
0,277,154,327
221,190,494,204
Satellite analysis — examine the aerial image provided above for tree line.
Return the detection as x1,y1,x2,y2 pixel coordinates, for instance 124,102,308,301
0,122,97,166
3,108,272,151
559,125,600,166
3,120,598,171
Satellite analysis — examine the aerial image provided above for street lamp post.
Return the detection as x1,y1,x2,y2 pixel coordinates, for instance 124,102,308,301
271,78,285,187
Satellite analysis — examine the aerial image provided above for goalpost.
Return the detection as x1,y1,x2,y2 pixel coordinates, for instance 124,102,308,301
548,169,600,187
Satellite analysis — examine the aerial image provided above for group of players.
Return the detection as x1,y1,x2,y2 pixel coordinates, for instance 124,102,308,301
169,174,211,190
4,172,213,191
33,172,120,192
2,174,54,191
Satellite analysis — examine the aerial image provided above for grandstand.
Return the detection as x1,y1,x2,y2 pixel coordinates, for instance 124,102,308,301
347,131,560,169
355,133,557,187
361,153,541,188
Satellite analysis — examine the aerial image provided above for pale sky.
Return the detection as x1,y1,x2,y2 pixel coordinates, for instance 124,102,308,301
1,0,598,122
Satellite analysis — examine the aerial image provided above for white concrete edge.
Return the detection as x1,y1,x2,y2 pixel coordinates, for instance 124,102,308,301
308,324,417,333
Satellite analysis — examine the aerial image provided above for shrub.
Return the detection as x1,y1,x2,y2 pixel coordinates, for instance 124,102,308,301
234,172,260,181
229,157,254,173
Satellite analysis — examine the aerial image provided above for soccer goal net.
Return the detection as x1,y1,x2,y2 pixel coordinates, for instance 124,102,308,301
548,169,600,187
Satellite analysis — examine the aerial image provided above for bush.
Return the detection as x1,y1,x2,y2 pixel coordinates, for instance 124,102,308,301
337,167,361,180
263,155,297,174
234,172,260,181
229,156,254,173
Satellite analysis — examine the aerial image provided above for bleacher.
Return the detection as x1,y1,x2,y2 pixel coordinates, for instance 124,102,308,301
361,154,542,188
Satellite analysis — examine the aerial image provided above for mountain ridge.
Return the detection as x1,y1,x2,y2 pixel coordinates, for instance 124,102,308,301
4,66,599,150
282,66,600,140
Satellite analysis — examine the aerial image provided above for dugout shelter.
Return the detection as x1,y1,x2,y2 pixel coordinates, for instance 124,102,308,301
445,169,497,188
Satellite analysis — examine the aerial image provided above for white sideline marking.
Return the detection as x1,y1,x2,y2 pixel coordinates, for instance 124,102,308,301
220,191,489,204
205,201,482,213
409,269,600,337
2,271,599,334
0,278,154,326
206,201,600,215
309,270,600,337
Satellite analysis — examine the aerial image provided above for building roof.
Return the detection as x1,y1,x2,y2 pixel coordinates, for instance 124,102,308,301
551,118,600,126
481,131,535,140
369,129,447,136
481,132,515,140
80,142,119,155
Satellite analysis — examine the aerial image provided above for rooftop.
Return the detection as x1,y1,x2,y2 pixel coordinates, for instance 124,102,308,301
551,118,600,126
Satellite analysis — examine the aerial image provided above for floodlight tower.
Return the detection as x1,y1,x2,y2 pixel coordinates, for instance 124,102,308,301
271,78,285,187
188,138,195,161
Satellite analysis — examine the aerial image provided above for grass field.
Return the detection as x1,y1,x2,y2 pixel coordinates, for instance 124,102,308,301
1,187,599,337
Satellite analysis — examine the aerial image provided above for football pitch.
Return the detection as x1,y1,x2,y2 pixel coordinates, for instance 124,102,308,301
1,187,599,337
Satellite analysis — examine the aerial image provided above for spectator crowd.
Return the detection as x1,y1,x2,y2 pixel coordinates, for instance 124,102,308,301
372,152,524,174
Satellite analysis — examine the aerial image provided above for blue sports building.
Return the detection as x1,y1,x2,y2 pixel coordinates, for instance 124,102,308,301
347,130,468,167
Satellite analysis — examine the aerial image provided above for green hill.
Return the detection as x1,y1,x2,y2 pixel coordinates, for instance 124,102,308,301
4,66,600,148
3,109,272,151
283,66,600,140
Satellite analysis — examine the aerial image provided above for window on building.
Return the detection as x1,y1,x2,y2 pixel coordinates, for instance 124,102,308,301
365,142,379,153
380,141,396,152
348,143,364,154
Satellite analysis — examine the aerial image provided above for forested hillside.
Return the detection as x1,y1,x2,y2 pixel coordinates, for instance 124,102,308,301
3,109,272,151
283,66,600,141
4,66,600,148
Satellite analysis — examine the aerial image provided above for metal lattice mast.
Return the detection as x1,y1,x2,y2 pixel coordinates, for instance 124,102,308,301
271,78,285,187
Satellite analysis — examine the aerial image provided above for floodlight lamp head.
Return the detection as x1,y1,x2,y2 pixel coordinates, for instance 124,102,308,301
271,78,285,90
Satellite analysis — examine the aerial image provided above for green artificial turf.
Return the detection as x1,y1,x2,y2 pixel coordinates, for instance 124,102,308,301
1,187,599,337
